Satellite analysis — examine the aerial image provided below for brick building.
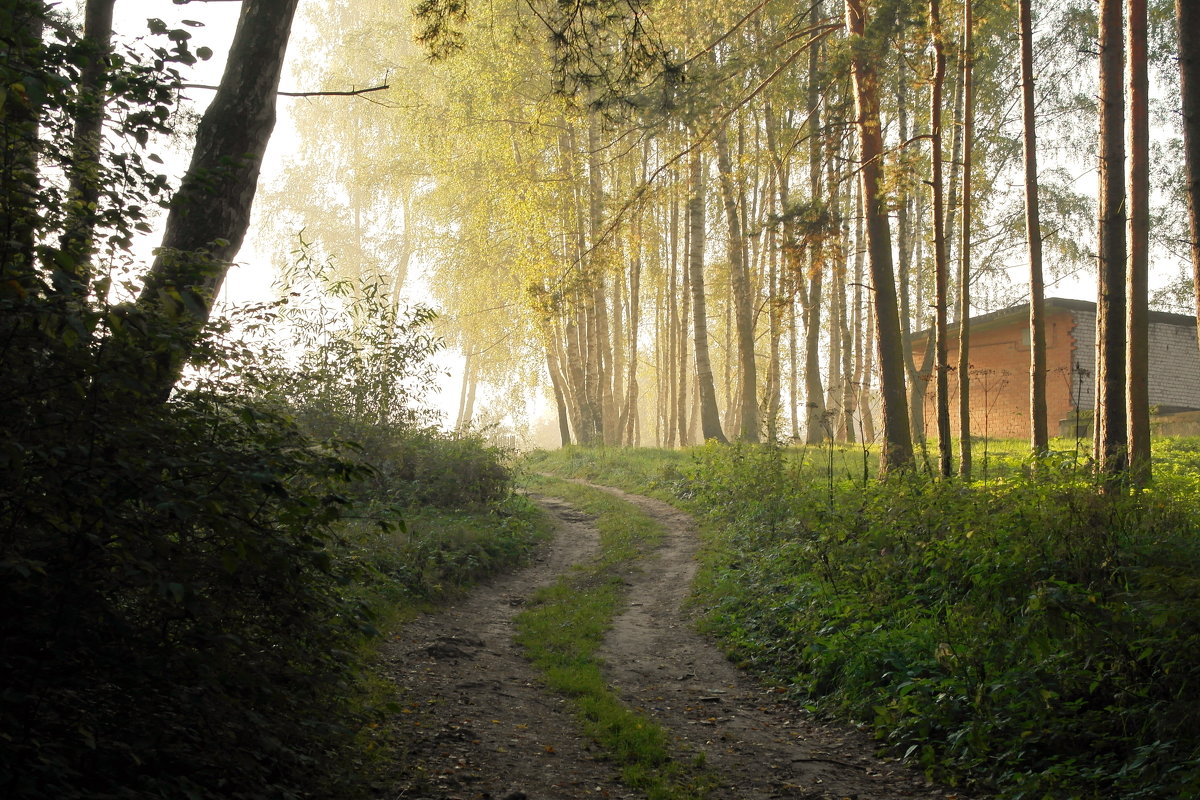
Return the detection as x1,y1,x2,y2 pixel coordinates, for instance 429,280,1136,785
909,298,1200,440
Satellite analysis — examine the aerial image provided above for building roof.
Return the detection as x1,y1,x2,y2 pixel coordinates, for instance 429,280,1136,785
911,297,1197,342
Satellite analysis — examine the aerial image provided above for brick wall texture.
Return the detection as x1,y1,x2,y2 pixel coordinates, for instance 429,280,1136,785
910,302,1200,441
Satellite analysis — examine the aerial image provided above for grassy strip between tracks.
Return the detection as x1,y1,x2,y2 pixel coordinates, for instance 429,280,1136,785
516,474,713,800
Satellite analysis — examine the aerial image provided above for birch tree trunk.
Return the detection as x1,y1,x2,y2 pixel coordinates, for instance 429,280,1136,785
688,147,728,443
716,126,760,441
59,0,115,293
134,0,301,399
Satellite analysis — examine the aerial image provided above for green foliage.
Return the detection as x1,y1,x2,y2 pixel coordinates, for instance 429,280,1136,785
0,262,540,797
534,442,1200,799
0,303,377,798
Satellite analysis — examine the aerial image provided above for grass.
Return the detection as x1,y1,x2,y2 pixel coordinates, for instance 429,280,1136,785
527,438,1200,799
515,474,713,800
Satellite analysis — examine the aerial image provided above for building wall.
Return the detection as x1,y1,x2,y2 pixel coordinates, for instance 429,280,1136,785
912,305,1200,442
1069,309,1200,413
912,307,1076,440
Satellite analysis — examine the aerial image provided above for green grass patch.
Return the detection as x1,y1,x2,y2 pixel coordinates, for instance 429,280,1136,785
515,475,712,800
527,440,1200,799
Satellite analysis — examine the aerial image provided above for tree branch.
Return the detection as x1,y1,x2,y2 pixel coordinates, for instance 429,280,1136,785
180,83,389,98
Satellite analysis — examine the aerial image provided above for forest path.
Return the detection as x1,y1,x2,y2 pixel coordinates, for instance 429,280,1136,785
378,484,964,800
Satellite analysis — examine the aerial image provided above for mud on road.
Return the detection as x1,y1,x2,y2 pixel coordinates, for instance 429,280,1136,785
378,485,967,800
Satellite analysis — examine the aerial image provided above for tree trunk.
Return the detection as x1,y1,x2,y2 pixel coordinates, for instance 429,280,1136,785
586,112,617,445
715,126,759,441
1019,0,1049,456
666,184,680,447
929,0,952,476
621,186,643,445
803,0,827,445
1,2,44,294
958,0,975,478
1126,0,1150,482
544,323,573,446
687,147,727,443
678,175,693,447
1180,0,1200,378
846,0,914,472
1096,0,1128,482
58,0,116,293
133,0,301,399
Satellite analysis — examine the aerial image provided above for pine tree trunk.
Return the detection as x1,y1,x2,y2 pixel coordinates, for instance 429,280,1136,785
846,0,914,472
1096,0,1128,482
1126,0,1151,482
1180,0,1200,375
958,0,975,477
930,0,953,476
1019,0,1049,457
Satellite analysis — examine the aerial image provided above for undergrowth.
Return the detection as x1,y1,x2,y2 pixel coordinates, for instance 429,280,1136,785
531,441,1200,799
516,475,713,800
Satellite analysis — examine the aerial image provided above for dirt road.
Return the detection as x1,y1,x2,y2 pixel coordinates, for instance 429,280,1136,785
378,485,965,800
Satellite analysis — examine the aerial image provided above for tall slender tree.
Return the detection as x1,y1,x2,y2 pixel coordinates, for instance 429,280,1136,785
957,0,974,478
1095,0,1128,482
716,125,759,441
846,0,913,472
687,146,728,443
929,0,952,476
1181,0,1200,362
1125,0,1150,482
1018,0,1048,456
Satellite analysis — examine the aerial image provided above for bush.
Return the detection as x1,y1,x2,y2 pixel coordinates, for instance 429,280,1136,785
550,441,1200,799
0,306,377,798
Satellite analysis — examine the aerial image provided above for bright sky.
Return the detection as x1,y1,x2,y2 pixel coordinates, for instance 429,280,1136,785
113,1,468,426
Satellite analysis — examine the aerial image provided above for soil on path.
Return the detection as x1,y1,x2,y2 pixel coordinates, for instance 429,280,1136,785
378,486,969,800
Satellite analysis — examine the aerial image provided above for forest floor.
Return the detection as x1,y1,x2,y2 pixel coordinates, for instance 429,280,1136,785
377,483,970,800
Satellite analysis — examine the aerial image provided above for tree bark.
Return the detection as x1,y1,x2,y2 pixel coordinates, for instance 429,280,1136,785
1126,0,1150,482
929,0,952,476
58,0,116,294
1,1,44,294
1019,0,1049,456
586,112,617,445
846,0,914,472
803,0,828,445
958,0,975,478
1180,0,1200,379
687,147,728,443
715,126,759,441
1096,0,1128,483
134,0,301,399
